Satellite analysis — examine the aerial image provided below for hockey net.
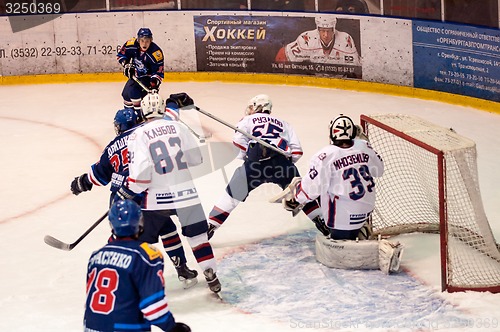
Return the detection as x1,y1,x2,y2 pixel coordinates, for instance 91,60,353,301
361,114,500,293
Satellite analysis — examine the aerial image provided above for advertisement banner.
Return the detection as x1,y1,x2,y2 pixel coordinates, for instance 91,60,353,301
194,15,362,79
413,21,500,102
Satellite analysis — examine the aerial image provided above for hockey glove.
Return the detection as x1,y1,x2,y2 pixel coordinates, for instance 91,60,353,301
114,185,143,206
166,92,194,108
312,216,330,237
150,76,161,90
123,63,136,79
283,198,304,217
171,322,191,332
70,173,93,196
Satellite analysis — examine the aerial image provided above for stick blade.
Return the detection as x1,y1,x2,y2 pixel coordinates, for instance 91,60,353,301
44,235,72,251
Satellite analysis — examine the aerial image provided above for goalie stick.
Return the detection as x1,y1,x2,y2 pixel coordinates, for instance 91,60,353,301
44,211,108,251
132,76,211,142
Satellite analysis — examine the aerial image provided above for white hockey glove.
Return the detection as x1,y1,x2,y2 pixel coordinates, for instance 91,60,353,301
355,124,369,141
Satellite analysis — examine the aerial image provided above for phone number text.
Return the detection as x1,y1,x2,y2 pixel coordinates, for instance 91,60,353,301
4,45,121,59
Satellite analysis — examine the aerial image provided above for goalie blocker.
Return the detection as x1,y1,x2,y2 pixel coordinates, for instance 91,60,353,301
315,235,404,274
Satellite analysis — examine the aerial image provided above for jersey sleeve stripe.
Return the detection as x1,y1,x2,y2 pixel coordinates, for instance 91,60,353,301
139,290,164,308
143,298,170,320
129,177,151,184
233,141,247,151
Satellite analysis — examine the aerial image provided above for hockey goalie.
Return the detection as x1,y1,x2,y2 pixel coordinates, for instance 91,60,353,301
272,114,403,274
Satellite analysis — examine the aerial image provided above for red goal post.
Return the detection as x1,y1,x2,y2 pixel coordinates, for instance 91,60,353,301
360,114,500,293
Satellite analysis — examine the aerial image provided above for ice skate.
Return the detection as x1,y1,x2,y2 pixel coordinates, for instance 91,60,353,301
176,264,198,289
203,268,222,296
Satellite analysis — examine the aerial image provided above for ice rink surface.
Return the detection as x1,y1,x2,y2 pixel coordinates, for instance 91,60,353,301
1,81,499,331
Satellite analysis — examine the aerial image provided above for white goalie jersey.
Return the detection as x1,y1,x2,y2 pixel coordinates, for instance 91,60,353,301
127,118,203,210
296,139,384,231
282,29,361,66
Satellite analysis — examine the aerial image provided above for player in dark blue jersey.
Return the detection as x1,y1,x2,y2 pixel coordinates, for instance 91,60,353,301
117,28,164,118
70,108,139,206
84,199,191,332
71,109,197,287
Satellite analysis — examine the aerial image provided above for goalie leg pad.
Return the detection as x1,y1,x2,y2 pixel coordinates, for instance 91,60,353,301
315,234,379,270
378,240,404,274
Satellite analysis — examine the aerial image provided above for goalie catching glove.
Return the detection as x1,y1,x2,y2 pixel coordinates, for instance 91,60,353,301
70,173,93,196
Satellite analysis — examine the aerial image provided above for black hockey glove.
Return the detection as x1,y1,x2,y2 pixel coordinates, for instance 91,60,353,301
150,76,161,90
114,185,143,206
171,322,191,332
166,92,194,109
283,198,304,217
123,63,136,79
70,173,93,196
312,216,330,237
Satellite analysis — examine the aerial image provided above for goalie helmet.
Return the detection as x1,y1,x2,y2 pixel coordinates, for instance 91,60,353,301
109,199,144,237
140,93,165,120
315,16,337,30
114,108,138,135
329,114,357,145
245,94,272,115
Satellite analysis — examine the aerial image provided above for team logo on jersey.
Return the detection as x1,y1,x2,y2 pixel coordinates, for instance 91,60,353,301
152,50,164,62
141,243,163,260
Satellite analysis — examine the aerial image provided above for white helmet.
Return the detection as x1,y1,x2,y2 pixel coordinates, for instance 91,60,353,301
245,94,272,115
329,114,357,144
315,16,337,29
140,93,165,120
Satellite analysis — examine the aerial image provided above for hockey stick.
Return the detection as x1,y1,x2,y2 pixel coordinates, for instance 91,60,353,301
44,211,109,251
192,106,288,157
132,76,211,142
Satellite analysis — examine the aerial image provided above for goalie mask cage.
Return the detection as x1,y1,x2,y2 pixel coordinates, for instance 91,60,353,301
360,114,500,293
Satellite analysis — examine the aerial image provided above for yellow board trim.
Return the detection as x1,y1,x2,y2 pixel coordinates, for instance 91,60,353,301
1,72,498,114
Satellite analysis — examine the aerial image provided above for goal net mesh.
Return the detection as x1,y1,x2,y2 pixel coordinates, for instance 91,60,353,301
363,114,500,292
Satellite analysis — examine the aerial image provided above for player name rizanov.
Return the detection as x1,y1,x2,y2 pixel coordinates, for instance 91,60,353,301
333,152,370,170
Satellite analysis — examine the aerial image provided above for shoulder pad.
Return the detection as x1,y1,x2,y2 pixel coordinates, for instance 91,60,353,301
126,37,137,46
140,242,163,260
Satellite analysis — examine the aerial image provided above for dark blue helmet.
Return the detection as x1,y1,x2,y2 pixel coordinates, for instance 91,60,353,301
109,199,143,237
114,108,138,135
137,28,153,39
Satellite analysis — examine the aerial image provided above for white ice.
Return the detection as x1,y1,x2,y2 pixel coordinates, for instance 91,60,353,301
0,81,499,331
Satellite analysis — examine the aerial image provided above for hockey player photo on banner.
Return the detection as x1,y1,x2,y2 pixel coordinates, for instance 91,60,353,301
193,15,362,79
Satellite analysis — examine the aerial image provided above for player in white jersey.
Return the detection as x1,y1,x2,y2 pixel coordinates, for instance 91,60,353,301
275,16,361,77
207,94,321,239
284,114,384,240
116,92,221,294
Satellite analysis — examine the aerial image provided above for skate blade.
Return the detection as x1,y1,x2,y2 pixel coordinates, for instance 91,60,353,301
180,277,198,289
